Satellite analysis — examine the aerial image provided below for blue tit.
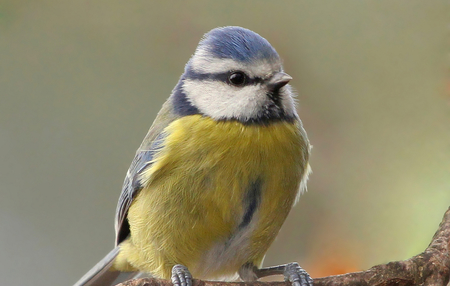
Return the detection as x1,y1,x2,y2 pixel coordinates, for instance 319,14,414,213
75,26,312,286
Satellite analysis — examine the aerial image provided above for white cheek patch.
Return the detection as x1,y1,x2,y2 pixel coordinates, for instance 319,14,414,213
182,79,269,121
190,48,281,78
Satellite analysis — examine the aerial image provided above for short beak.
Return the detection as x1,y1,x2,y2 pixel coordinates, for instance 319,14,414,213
267,72,292,91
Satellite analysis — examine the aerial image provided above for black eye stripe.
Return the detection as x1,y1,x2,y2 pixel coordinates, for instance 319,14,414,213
185,69,263,85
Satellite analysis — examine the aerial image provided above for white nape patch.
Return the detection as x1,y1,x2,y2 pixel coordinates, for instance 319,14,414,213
183,79,269,121
191,48,281,78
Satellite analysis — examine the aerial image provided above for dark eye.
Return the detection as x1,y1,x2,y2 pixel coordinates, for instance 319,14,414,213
228,71,247,86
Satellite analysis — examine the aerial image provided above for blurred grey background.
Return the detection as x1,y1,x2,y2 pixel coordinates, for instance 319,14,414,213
0,1,449,285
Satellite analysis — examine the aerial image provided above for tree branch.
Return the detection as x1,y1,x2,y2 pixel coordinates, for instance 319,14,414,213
117,207,450,286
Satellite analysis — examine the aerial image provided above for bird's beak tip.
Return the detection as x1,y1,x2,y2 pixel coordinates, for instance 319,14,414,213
268,72,292,89
278,72,292,82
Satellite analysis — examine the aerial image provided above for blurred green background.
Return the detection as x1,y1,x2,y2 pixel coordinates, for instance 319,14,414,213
0,1,449,285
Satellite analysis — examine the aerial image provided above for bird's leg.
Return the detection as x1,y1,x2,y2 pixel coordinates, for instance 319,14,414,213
239,262,313,286
171,264,192,286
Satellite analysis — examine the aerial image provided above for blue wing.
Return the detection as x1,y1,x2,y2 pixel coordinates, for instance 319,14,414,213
114,133,166,245
113,86,189,245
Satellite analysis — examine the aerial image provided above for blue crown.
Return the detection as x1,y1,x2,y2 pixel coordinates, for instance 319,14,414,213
199,26,280,63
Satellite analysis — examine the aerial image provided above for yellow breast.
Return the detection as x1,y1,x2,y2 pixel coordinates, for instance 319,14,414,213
114,115,310,280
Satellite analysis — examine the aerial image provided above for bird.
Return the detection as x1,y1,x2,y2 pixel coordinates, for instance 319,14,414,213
74,26,312,286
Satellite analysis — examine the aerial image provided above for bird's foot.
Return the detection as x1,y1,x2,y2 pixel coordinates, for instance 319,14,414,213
171,264,192,286
283,262,313,286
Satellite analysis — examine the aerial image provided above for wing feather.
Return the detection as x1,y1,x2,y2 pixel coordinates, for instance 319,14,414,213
114,99,178,245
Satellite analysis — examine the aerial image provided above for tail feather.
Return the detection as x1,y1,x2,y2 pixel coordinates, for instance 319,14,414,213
74,247,137,286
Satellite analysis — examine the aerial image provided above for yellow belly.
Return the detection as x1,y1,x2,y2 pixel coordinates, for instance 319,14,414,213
114,115,309,280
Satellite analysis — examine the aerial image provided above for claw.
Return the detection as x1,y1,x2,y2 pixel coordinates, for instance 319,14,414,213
171,264,193,286
284,262,313,286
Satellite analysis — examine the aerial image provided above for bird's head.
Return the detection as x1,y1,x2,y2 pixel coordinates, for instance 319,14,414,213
171,26,297,124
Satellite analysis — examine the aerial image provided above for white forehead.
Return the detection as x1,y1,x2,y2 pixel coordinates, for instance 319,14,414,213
190,47,282,78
